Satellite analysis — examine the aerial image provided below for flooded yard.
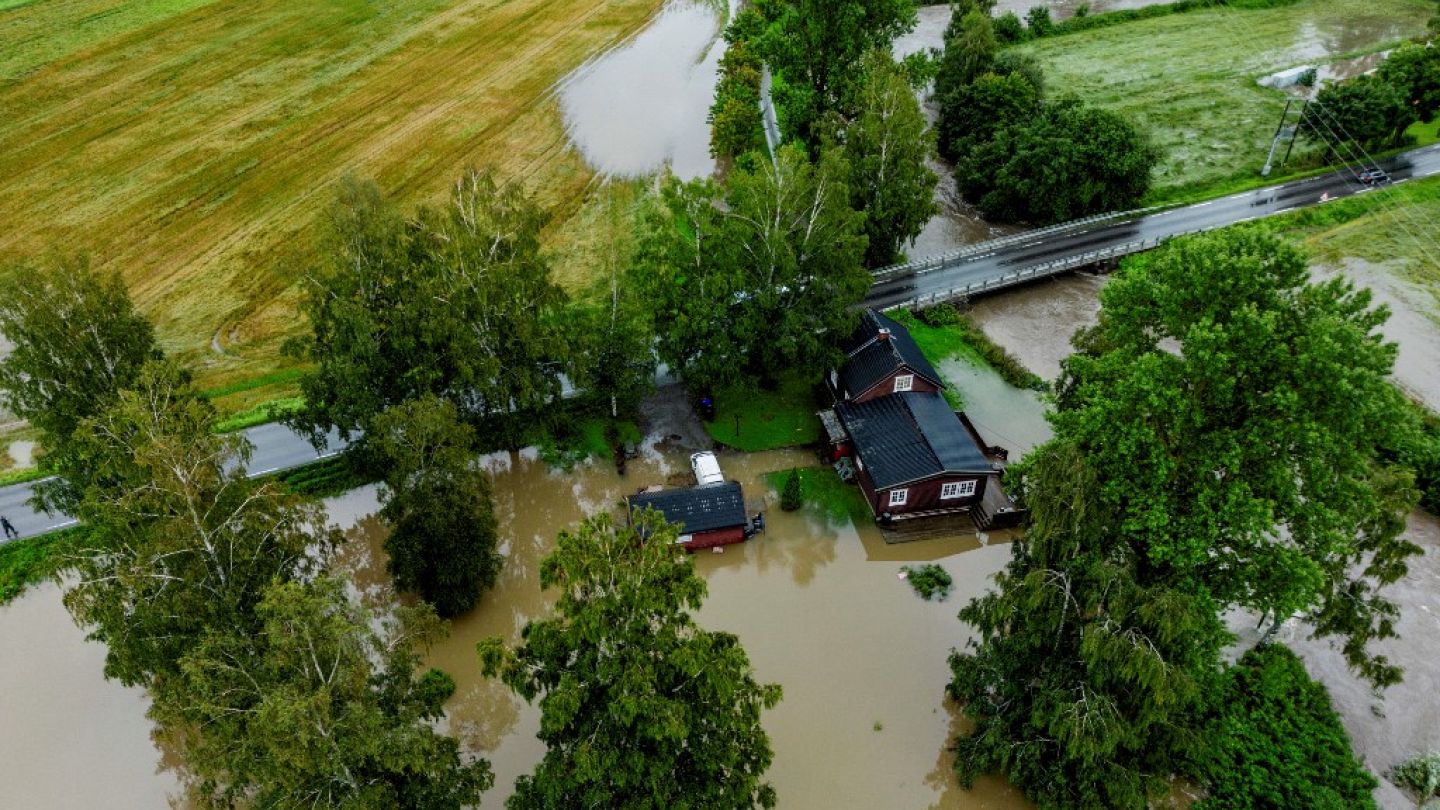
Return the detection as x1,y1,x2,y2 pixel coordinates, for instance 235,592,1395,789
326,433,1033,809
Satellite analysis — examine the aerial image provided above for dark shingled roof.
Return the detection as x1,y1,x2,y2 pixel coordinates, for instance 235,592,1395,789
629,482,747,535
835,392,992,489
838,310,944,398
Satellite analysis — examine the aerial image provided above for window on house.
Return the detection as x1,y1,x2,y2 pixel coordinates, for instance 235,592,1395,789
888,488,908,506
941,480,977,500
893,374,914,393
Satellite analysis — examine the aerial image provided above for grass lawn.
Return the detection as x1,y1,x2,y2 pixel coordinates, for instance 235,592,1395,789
765,466,873,529
1407,118,1440,148
1015,0,1433,196
0,0,664,411
705,375,823,452
887,309,1047,395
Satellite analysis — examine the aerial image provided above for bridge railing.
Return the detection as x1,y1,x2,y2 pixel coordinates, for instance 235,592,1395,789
871,204,1167,283
886,235,1172,311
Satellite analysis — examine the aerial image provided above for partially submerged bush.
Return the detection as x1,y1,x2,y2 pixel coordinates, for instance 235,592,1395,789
902,564,954,601
1391,752,1440,803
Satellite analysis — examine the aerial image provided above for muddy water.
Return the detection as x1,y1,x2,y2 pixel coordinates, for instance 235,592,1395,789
326,437,1033,809
0,582,182,808
965,274,1107,382
559,0,735,180
939,357,1052,456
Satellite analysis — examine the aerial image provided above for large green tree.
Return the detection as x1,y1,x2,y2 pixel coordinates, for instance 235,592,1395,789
1301,74,1416,154
0,257,162,512
933,7,997,132
937,70,1041,162
63,359,326,689
755,0,918,147
957,97,1156,224
480,511,781,809
950,441,1227,808
168,577,491,809
638,144,868,390
288,169,567,446
371,395,501,618
843,52,938,267
1377,43,1440,124
951,230,1421,808
1053,230,1420,683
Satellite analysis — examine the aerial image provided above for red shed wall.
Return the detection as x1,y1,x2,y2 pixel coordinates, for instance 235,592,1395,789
875,474,989,516
682,525,746,550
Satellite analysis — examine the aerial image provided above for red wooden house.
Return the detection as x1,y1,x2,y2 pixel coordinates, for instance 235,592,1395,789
627,482,749,551
831,310,946,403
834,391,1000,521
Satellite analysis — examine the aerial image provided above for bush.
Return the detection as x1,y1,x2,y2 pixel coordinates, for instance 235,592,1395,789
1192,644,1379,810
993,11,1027,44
0,527,86,605
1024,6,1054,36
1391,752,1440,803
902,564,954,601
780,468,803,511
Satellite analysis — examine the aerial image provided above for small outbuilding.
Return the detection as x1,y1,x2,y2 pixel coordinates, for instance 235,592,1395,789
627,482,750,551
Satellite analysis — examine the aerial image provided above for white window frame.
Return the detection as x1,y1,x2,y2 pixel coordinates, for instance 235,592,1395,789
941,480,977,500
893,374,914,393
888,488,908,507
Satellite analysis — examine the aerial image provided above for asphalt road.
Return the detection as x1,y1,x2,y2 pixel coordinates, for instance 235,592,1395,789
866,144,1440,309
0,423,345,543
3,146,1437,544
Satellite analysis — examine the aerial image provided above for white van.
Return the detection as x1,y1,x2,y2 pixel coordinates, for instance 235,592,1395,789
690,451,725,486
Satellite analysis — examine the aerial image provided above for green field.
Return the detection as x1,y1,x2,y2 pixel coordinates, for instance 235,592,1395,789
0,0,664,417
1016,0,1433,196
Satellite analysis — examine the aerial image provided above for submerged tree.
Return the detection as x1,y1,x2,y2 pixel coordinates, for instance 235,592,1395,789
480,511,782,809
0,257,162,512
169,577,492,809
372,395,501,618
842,52,938,267
288,170,567,446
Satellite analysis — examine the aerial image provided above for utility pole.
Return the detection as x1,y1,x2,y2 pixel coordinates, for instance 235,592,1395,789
1261,99,1293,177
1279,99,1308,168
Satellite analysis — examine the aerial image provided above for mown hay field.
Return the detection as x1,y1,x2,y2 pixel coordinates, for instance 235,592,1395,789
1016,0,1433,198
0,0,663,413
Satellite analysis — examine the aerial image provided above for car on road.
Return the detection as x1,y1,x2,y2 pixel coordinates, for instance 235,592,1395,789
691,451,725,486
1358,169,1389,186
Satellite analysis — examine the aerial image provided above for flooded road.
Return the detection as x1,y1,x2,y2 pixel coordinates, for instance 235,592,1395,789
327,437,1033,809
559,0,735,180
0,582,181,809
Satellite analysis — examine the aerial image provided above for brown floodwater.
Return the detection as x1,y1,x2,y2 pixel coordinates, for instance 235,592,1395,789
326,433,1036,809
0,581,183,809
559,0,736,180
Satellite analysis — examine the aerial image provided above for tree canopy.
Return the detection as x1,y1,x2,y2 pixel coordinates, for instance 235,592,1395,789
372,395,502,618
480,511,781,809
842,52,938,266
753,0,918,147
63,359,326,689
170,577,492,809
951,230,1421,808
0,257,162,512
637,144,868,391
1301,74,1416,154
288,170,568,446
956,97,1156,224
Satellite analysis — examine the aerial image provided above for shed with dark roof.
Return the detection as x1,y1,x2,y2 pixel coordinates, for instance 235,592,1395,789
835,310,945,403
627,482,749,550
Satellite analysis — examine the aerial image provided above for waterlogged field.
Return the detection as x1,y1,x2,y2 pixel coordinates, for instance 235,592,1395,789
0,0,664,410
1016,0,1433,197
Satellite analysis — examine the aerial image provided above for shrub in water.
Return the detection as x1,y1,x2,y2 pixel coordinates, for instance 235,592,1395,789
902,564,954,601
780,468,803,512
